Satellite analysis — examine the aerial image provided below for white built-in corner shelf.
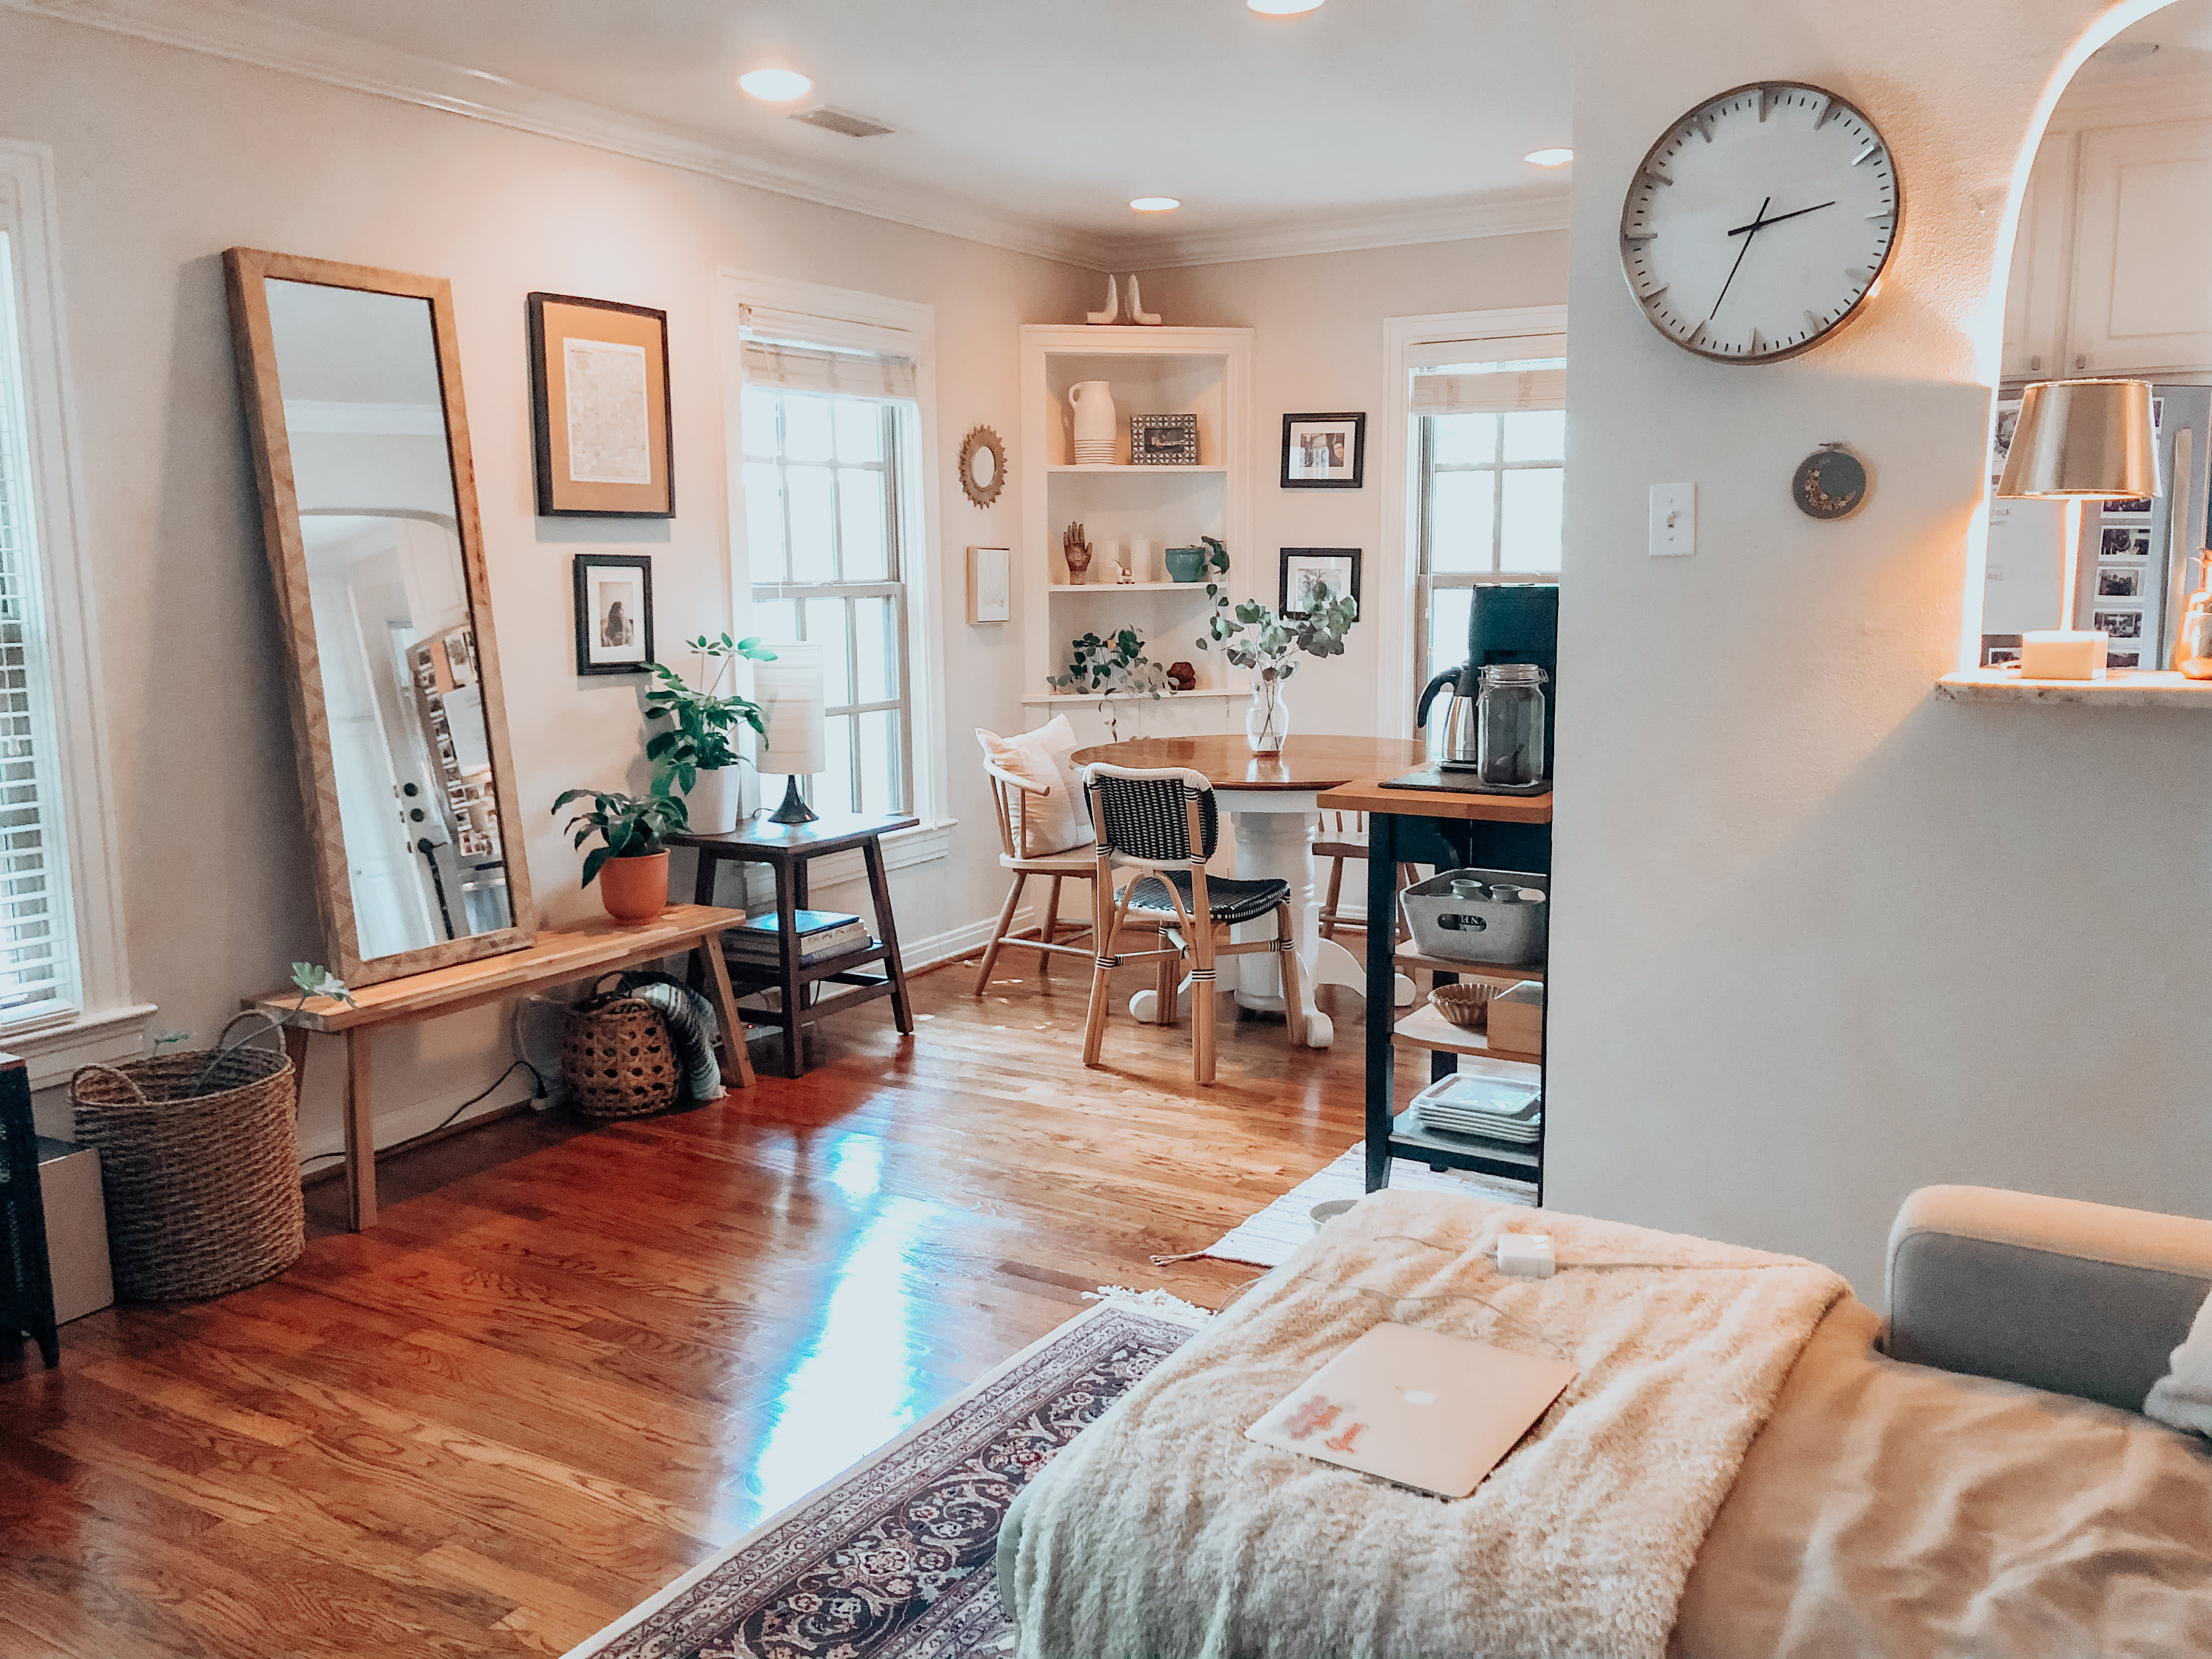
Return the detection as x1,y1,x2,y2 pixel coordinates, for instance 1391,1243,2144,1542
1937,668,2212,707
1046,464,1228,474
1048,581,1212,594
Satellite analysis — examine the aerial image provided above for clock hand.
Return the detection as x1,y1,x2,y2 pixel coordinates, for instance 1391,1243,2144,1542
1707,195,1769,324
1726,199,1836,237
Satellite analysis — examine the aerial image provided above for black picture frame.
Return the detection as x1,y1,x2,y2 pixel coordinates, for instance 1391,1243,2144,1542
572,553,655,676
1281,411,1365,489
1279,547,1362,618
527,292,674,518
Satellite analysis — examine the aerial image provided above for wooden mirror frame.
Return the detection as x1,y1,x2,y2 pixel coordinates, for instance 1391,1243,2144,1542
223,248,535,987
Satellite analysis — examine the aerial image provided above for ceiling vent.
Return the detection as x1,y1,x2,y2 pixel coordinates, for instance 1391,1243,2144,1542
789,106,896,139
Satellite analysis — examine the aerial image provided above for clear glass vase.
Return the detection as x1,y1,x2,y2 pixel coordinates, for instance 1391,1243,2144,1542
1246,674,1291,754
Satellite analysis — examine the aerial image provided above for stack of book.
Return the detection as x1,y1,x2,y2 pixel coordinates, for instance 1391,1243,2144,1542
725,910,874,972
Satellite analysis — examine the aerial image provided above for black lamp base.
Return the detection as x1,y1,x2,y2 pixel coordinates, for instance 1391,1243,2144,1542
768,774,817,826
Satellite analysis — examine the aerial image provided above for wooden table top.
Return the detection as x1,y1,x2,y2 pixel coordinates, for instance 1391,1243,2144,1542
1069,734,1431,791
672,812,919,857
244,904,748,1032
1316,778,1554,823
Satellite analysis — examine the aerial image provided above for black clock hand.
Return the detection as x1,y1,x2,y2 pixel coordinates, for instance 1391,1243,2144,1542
1727,199,1835,237
1707,195,1769,324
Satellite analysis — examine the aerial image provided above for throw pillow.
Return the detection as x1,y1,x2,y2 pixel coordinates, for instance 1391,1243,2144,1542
2145,1287,2212,1436
975,717,1087,856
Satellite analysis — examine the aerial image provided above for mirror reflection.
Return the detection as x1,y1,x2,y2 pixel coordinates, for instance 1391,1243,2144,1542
266,278,511,958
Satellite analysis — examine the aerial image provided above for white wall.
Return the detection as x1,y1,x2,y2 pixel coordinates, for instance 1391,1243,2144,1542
1549,0,2198,1300
4,13,1085,1153
1132,235,1570,737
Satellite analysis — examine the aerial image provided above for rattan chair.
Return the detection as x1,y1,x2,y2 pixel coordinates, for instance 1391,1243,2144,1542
1315,810,1422,943
1080,762,1306,1085
973,749,1112,995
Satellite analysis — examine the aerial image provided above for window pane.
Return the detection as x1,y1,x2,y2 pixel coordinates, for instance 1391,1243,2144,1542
857,709,900,815
1430,412,1496,466
786,466,836,582
853,596,898,704
806,596,854,706
743,462,787,582
783,394,833,464
837,469,887,580
834,400,882,464
1500,467,1565,572
1502,409,1566,464
823,714,856,812
742,387,781,458
751,597,799,644
1429,470,1496,573
1427,586,1474,681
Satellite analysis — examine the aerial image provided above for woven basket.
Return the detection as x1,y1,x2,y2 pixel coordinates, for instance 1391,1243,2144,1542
1430,983,1496,1031
560,983,680,1119
70,1018,302,1302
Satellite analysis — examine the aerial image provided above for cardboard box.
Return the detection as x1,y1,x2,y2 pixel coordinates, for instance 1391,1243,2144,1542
1487,981,1545,1060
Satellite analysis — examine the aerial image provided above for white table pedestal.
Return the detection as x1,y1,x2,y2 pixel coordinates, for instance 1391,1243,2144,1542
1125,787,1413,1048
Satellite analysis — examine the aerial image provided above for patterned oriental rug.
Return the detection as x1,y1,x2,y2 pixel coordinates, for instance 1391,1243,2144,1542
563,1299,1205,1659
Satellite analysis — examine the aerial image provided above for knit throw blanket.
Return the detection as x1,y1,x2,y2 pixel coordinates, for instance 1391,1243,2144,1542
1006,1190,1847,1659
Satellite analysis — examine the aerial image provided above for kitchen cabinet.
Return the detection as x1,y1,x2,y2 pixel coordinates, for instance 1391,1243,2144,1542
2001,136,2074,380
2066,119,2212,377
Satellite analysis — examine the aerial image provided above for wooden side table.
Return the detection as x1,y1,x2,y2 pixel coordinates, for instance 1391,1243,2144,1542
676,814,918,1078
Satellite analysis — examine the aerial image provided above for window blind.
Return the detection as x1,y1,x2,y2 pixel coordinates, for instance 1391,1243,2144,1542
741,338,918,402
0,231,71,1022
1412,363,1567,416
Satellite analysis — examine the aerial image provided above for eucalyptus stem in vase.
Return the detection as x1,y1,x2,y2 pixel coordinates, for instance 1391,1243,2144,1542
1194,586,1358,755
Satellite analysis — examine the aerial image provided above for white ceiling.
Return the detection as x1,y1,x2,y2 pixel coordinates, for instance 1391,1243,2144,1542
2075,0,2212,82
208,0,1573,268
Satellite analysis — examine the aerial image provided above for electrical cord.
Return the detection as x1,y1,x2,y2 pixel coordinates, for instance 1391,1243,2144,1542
298,1057,546,1169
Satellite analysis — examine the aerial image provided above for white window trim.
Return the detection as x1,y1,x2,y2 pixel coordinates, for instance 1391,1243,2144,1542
714,268,950,862
1380,305,1568,736
0,142,151,1086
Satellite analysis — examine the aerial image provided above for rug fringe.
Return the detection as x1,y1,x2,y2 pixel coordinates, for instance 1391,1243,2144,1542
1085,1284,1215,1327
1148,1249,1210,1265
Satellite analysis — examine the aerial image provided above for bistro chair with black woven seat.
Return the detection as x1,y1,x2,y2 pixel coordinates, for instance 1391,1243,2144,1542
1079,761,1307,1085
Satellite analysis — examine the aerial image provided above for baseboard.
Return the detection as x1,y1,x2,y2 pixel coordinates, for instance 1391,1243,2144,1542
900,906,1033,970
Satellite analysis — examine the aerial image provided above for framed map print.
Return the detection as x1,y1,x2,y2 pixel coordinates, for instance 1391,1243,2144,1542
527,293,673,517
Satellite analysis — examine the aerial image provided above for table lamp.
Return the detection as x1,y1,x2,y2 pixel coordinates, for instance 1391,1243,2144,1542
1996,377,2159,679
754,644,826,825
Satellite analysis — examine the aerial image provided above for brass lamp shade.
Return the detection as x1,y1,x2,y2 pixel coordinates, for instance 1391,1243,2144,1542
1996,377,2159,499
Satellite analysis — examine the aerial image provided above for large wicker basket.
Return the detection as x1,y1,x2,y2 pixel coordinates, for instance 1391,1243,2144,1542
70,1022,302,1302
560,984,680,1119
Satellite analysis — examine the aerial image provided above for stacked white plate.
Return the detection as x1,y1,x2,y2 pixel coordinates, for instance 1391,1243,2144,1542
1411,1074,1542,1143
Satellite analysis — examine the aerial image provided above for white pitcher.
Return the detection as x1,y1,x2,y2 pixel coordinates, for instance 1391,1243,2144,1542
1068,380,1116,463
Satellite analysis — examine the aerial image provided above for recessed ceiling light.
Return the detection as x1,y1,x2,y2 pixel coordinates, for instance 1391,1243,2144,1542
1248,0,1325,13
1131,196,1181,212
739,67,815,103
1525,148,1575,167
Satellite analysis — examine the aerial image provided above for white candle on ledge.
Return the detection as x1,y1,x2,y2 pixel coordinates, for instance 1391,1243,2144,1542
2019,629,2109,680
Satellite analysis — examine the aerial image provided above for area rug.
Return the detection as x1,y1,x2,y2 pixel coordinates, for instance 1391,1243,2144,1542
562,1297,1205,1659
1158,1141,1534,1269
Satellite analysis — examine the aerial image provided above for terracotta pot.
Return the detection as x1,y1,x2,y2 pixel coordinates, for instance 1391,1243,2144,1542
598,851,670,925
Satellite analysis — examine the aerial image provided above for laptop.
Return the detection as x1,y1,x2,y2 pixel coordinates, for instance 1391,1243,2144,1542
1245,1322,1577,1498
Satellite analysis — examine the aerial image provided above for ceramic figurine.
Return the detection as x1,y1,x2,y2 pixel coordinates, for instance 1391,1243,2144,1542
1126,275,1161,325
1166,661,1198,691
1085,275,1120,326
1115,562,1135,584
1062,521,1094,581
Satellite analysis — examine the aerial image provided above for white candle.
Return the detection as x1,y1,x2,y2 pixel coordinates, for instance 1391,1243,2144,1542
2020,629,2108,680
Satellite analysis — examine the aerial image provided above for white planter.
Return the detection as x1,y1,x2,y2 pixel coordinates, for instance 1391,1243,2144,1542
686,766,747,836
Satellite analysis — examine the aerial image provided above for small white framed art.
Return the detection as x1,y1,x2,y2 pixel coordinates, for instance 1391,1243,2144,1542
968,546,1012,624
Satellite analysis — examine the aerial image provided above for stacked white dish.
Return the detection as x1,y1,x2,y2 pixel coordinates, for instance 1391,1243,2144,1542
1410,1074,1542,1142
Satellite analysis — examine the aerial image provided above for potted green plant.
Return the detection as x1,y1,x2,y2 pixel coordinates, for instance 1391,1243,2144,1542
1048,626,1171,740
1195,586,1358,755
644,631,779,833
552,788,690,924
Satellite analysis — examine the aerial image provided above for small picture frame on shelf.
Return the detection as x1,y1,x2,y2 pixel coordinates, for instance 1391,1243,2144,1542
573,552,654,675
1282,412,1365,489
967,546,1012,623
1130,413,1199,465
1279,548,1361,618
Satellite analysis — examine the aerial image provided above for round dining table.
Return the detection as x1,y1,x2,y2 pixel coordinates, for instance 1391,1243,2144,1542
1069,732,1430,1047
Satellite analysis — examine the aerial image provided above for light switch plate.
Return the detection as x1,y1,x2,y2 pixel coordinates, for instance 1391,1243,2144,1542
1650,483,1695,556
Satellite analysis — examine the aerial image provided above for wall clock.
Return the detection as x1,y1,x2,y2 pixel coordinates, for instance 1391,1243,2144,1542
1620,82,1901,363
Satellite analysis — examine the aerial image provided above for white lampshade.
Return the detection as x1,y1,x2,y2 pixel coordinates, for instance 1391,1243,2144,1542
754,644,826,778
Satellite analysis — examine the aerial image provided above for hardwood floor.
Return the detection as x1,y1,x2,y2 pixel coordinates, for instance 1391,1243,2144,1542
1,952,1438,1658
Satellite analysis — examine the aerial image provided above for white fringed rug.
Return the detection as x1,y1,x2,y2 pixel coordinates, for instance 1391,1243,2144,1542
1161,1142,1534,1269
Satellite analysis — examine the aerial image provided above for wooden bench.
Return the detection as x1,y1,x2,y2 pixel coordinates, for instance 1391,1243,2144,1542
246,905,755,1231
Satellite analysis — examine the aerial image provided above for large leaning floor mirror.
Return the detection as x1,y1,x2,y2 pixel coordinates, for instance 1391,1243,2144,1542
225,249,534,987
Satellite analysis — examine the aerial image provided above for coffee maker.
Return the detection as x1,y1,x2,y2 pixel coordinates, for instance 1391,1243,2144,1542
1413,583,1559,783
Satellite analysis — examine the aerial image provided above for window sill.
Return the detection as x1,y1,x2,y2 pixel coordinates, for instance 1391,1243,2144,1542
1937,668,2212,707
4,1001,159,1090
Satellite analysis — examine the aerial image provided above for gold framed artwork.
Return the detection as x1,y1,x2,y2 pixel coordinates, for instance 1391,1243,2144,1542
526,292,673,517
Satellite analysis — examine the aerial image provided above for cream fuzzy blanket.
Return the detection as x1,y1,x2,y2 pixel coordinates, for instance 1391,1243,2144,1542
1005,1190,1847,1659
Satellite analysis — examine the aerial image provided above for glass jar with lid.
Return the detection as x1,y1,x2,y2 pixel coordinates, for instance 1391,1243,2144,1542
1476,663,1549,793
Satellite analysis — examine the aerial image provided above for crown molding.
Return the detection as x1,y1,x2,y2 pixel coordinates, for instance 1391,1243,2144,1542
2046,66,2212,132
4,0,1571,275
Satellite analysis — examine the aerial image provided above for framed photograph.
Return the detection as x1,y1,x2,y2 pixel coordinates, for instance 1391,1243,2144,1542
2094,609,2143,640
527,293,673,518
573,554,654,675
1982,635,2023,667
2103,496,2153,518
2108,650,2142,669
1130,413,1199,466
967,545,1012,624
1282,412,1365,489
2102,525,2152,557
1279,547,1362,618
2098,568,2143,598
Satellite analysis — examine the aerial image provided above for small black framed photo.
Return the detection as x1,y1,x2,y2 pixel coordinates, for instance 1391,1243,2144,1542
1282,412,1365,489
2097,568,2142,598
1279,547,1361,618
573,553,654,675
1130,413,1199,465
2094,609,2143,640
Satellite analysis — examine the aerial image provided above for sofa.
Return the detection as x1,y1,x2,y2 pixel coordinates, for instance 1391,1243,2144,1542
999,1184,2212,1658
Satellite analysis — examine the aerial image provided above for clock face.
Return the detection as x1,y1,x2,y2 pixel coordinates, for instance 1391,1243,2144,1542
1620,83,1900,363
